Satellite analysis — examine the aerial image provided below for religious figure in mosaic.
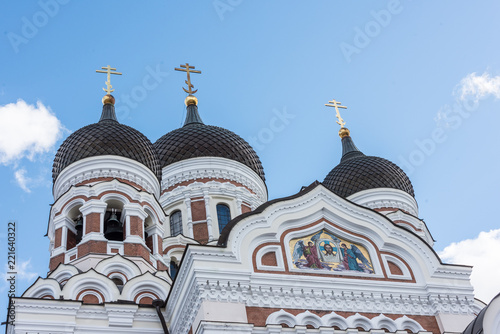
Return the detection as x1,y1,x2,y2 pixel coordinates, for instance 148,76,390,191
290,230,374,273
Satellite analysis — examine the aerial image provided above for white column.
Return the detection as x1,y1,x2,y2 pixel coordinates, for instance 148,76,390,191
122,203,148,244
204,192,213,240
184,197,194,238
236,196,243,215
52,215,70,257
61,225,68,250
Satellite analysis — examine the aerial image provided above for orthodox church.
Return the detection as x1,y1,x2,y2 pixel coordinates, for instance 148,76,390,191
6,64,495,334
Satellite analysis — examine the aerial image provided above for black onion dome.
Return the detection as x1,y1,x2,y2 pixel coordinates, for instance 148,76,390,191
154,104,265,181
323,133,414,198
52,103,161,182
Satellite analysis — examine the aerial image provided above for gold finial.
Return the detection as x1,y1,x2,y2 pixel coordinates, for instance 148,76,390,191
175,63,202,97
338,127,350,138
96,65,122,95
184,95,198,106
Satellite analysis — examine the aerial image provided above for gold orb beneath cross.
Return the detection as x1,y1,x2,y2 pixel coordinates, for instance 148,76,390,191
185,95,198,106
102,94,115,105
339,127,350,138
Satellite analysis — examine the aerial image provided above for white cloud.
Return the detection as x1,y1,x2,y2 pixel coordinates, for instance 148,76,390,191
0,99,64,165
14,168,31,193
439,229,500,303
1,258,39,293
15,259,38,282
455,72,500,102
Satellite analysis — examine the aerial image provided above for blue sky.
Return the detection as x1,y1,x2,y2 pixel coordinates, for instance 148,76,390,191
1,0,500,323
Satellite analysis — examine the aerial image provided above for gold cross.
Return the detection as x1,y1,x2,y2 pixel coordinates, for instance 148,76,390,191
325,99,348,128
96,65,122,94
175,63,201,95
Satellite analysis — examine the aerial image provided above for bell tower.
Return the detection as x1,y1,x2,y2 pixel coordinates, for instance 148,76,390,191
47,66,168,272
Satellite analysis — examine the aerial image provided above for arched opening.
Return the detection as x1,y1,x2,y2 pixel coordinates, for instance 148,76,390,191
144,214,154,253
67,204,83,247
104,200,124,242
170,210,182,237
170,256,180,279
216,204,231,232
111,277,124,286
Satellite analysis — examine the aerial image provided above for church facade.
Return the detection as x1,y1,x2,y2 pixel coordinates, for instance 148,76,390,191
6,65,490,333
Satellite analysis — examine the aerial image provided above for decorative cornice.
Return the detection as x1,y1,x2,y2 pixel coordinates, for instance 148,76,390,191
347,188,419,217
160,180,262,213
54,155,160,200
160,157,267,203
169,278,478,334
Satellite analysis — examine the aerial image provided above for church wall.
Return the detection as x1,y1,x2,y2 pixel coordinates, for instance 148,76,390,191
191,197,207,221
242,202,252,213
77,240,107,258
193,222,209,244
54,227,62,248
49,253,65,271
85,212,101,234
124,243,152,264
129,215,144,237
192,300,248,333
66,229,77,251
436,313,476,333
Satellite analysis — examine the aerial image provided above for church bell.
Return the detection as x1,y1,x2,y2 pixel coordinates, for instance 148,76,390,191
104,209,123,241
74,215,83,243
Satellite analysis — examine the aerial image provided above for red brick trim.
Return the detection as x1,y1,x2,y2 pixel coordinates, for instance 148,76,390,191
163,244,186,255
76,177,147,192
393,220,423,232
381,252,415,281
40,295,55,299
107,271,129,283
162,178,255,195
261,251,278,267
388,261,404,275
133,291,160,303
76,288,105,304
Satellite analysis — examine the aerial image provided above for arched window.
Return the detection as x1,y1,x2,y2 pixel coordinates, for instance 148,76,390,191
170,210,183,237
217,204,231,232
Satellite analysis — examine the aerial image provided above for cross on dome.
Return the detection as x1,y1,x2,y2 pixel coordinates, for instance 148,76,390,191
96,65,122,94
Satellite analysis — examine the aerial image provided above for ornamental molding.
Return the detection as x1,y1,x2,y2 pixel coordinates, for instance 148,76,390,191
160,157,267,203
54,155,161,200
10,298,166,333
347,188,419,217
197,321,432,334
266,309,425,332
169,277,478,334
23,263,170,304
386,210,433,246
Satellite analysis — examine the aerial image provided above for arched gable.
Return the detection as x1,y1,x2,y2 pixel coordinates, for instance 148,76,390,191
220,183,448,284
